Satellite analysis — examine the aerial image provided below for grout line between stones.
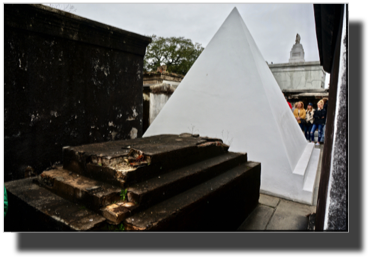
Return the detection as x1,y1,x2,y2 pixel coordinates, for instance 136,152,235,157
275,198,280,207
264,200,280,230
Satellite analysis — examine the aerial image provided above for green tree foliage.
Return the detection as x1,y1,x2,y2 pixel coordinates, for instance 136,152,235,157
144,35,204,75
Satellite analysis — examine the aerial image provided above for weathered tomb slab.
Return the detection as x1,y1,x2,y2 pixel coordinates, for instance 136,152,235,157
5,178,106,231
40,151,248,225
127,152,247,210
5,133,262,231
63,134,229,187
124,162,260,231
38,152,249,226
39,166,122,211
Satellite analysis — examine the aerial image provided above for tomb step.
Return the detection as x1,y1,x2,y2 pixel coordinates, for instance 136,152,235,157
62,134,229,188
38,166,122,212
127,152,247,211
123,161,261,231
4,178,107,231
101,152,247,225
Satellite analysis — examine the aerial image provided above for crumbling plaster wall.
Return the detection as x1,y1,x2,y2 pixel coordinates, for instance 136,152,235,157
4,4,151,181
149,93,171,125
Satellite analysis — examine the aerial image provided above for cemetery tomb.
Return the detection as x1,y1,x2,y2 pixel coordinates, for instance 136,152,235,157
5,134,261,231
144,8,320,204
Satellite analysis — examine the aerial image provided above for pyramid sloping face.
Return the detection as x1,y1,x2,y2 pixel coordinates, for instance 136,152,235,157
144,8,311,201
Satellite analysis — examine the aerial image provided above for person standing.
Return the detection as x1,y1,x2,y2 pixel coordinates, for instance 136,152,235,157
293,101,306,132
305,103,315,142
310,100,326,145
321,97,328,143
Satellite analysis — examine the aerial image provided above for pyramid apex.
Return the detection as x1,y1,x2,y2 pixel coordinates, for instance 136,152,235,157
231,7,239,13
225,7,242,21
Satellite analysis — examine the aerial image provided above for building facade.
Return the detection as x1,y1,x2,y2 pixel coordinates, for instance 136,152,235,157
268,34,328,108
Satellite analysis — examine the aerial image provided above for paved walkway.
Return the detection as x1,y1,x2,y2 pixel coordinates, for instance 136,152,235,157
238,144,323,231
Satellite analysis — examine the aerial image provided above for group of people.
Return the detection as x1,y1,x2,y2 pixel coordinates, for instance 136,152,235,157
291,97,328,146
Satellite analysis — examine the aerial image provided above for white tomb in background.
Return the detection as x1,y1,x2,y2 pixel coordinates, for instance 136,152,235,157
289,33,305,63
268,34,327,107
144,8,320,204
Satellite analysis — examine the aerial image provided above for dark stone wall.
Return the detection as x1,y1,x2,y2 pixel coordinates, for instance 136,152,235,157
4,4,151,182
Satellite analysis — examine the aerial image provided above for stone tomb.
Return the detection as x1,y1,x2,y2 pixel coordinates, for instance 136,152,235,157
144,8,320,205
4,4,151,182
5,135,261,231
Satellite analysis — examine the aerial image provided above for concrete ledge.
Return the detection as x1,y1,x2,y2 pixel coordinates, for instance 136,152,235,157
268,61,321,68
303,148,321,192
293,143,314,176
283,88,328,93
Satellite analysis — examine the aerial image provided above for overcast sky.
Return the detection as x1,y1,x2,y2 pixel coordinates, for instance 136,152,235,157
68,3,320,65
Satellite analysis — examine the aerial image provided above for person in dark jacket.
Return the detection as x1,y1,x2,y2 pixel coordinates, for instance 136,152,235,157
310,100,326,145
322,98,328,110
305,103,314,142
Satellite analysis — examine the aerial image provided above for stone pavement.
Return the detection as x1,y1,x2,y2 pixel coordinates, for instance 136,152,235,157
238,144,323,231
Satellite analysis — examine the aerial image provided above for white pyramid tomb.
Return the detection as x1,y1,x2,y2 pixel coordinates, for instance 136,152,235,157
144,8,320,204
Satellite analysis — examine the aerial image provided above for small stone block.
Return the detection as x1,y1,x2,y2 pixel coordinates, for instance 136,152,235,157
102,202,136,225
259,194,280,208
